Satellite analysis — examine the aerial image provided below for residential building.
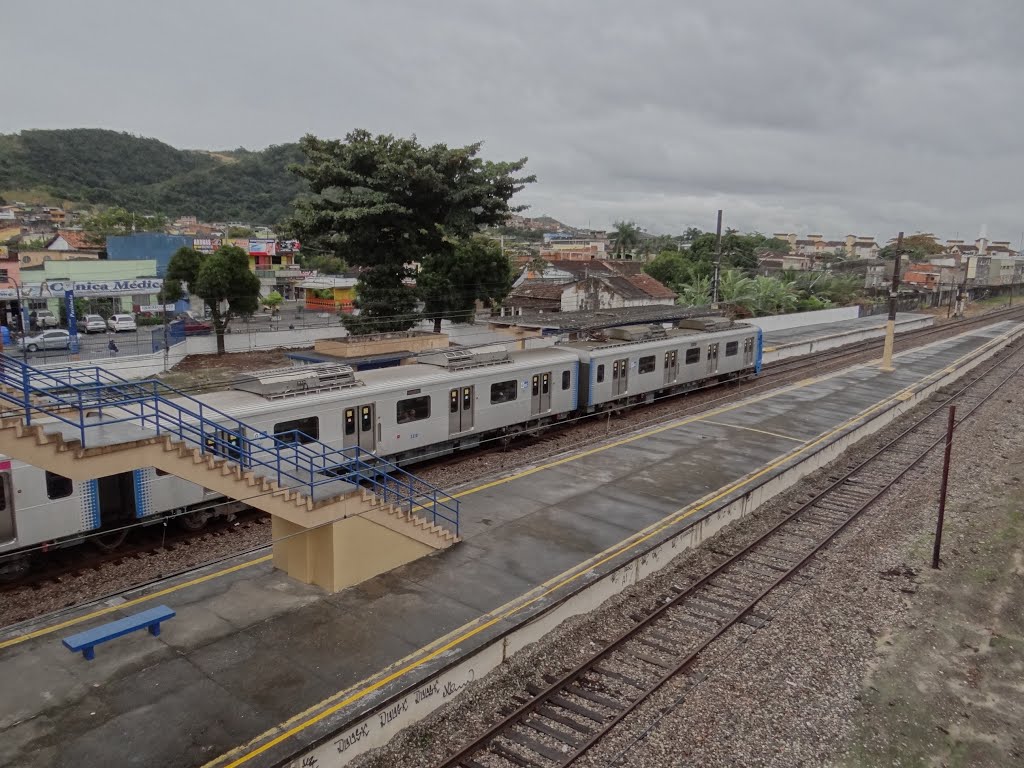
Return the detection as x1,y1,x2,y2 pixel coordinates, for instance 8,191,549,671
773,233,879,259
538,237,609,262
757,251,813,272
16,250,101,269
504,259,676,314
0,206,19,221
46,229,96,252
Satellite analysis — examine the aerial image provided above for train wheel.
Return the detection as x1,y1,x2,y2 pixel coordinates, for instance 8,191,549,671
0,554,31,583
93,529,128,551
501,425,525,450
178,511,210,532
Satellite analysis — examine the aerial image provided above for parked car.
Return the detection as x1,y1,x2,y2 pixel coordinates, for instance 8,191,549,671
22,329,70,352
30,310,59,329
175,313,212,335
107,314,138,332
82,314,107,334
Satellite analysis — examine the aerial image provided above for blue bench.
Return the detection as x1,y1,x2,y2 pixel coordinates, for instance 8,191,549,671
62,605,176,661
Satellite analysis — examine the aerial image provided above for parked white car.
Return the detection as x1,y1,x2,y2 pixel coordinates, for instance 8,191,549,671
30,309,59,329
107,314,137,332
82,314,107,333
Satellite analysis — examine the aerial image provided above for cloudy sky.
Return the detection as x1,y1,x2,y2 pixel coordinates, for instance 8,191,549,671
5,0,1023,242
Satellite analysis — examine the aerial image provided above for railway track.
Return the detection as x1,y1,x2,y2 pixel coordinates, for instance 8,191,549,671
433,336,1024,768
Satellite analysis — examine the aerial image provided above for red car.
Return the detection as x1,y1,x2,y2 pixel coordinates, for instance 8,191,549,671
175,314,212,336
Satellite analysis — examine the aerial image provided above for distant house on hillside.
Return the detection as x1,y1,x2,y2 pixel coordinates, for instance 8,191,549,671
46,230,95,252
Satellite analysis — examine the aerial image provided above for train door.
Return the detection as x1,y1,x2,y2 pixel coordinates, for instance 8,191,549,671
97,472,136,529
448,386,475,434
664,350,679,385
743,337,755,367
343,404,376,451
530,372,551,415
0,470,13,543
611,357,629,396
706,343,719,376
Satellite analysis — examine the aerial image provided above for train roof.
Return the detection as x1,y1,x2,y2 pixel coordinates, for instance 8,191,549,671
187,346,579,418
559,320,756,354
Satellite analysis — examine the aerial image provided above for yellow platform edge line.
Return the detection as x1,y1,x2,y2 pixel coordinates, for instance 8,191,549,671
205,325,1019,768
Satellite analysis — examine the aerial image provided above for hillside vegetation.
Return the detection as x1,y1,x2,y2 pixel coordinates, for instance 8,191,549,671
0,129,307,224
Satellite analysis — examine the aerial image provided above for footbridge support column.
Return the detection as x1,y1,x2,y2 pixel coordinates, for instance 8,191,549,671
271,510,435,593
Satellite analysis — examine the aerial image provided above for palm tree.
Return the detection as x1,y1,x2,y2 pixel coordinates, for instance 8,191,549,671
716,269,755,309
613,221,642,259
750,276,798,315
677,276,713,307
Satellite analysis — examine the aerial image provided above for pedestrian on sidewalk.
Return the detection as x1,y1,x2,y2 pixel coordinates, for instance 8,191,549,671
108,337,118,357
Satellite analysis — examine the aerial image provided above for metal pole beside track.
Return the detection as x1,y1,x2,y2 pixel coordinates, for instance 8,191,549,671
932,405,956,569
880,231,903,372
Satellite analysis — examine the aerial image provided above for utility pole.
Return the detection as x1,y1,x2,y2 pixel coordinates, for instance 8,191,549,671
880,231,903,373
712,209,723,305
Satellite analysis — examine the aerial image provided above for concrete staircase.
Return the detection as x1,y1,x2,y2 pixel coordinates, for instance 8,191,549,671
0,416,458,549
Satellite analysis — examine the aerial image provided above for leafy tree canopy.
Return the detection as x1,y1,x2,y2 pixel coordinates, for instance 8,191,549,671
297,252,347,275
165,244,260,353
643,251,692,290
419,236,514,332
286,130,534,333
79,206,167,244
879,233,944,261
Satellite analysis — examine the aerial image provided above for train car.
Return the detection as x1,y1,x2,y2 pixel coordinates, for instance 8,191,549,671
195,345,581,465
565,319,761,409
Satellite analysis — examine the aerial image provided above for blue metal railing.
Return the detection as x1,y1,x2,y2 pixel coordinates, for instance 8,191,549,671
0,355,459,535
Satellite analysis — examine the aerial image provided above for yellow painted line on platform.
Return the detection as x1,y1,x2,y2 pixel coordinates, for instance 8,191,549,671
208,324,1021,768
763,345,778,353
700,419,806,443
0,555,273,650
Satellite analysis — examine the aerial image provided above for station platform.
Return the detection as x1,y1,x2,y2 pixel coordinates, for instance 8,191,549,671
0,321,1019,768
760,311,933,363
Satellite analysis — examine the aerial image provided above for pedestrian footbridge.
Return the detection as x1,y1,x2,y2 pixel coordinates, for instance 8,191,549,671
0,355,460,591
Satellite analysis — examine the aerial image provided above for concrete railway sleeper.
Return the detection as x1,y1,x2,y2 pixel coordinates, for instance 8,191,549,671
433,341,1024,768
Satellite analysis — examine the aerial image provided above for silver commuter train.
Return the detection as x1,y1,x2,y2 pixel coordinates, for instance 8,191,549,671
0,319,762,575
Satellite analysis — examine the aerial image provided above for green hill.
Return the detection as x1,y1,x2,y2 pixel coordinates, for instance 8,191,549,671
0,129,307,224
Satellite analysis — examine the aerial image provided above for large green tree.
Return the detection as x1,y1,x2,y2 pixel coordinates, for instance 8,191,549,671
643,251,692,290
165,244,260,353
419,236,514,333
286,130,534,333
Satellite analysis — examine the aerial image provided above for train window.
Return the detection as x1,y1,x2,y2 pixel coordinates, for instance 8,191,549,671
638,355,656,374
490,380,518,404
360,407,373,432
596,364,606,383
532,375,539,396
725,341,739,357
561,370,571,390
45,471,73,500
273,416,319,445
397,396,431,424
450,390,459,413
344,408,356,436
685,348,700,365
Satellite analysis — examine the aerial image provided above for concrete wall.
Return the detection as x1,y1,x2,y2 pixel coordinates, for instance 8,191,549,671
761,314,935,364
746,306,859,333
316,332,447,358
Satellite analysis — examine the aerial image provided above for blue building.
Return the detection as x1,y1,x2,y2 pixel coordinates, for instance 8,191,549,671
105,234,194,277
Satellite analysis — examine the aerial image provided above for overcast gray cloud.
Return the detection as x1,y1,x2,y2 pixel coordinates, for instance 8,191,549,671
4,0,1023,242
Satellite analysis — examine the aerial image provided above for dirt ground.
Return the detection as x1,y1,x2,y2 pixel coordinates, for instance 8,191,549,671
159,347,303,391
838,421,1024,766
